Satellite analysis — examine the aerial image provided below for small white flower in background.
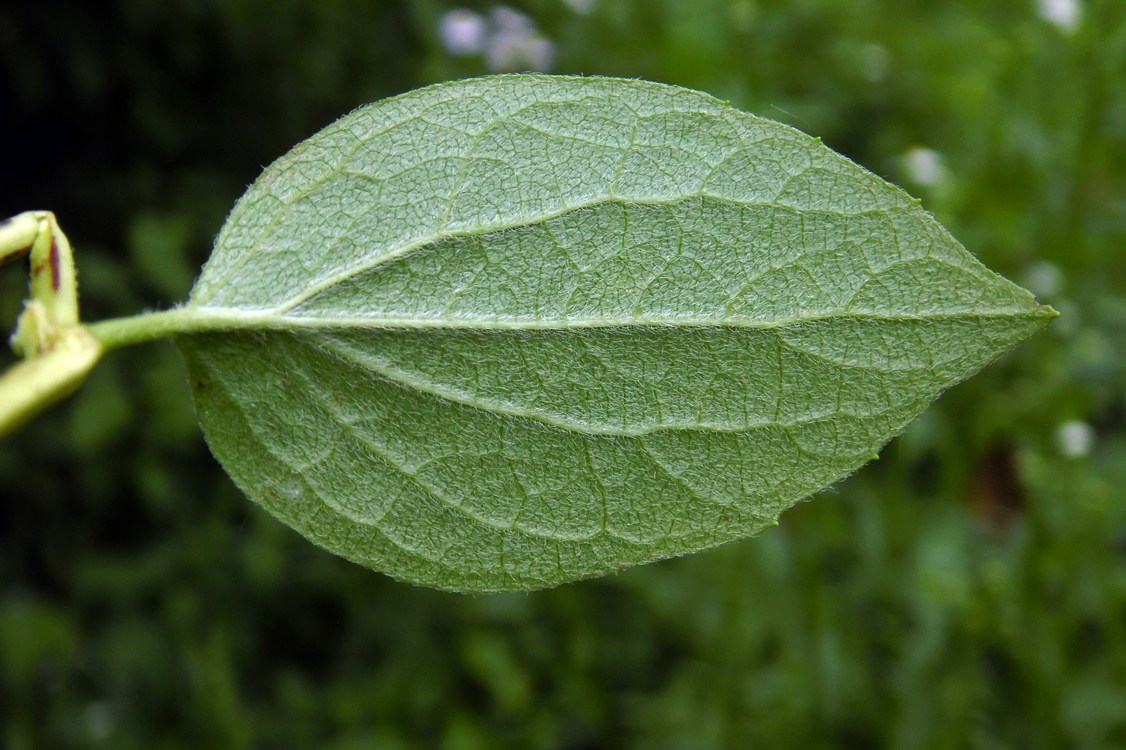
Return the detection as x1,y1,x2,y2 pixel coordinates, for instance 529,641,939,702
491,5,536,34
440,6,555,72
1038,0,1082,31
486,30,555,72
1056,420,1094,458
1024,260,1064,298
440,9,488,55
562,0,596,14
902,147,948,187
487,6,554,71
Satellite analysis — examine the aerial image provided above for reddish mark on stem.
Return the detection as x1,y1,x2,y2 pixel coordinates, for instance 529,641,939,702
49,238,61,292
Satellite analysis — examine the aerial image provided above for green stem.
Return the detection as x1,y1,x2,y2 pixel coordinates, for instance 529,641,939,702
0,326,104,438
86,307,223,351
87,306,318,351
85,308,186,351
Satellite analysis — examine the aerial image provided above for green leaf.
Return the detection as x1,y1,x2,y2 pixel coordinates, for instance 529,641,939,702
175,75,1054,592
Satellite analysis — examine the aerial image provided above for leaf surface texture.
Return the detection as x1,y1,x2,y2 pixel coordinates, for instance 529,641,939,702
177,76,1053,591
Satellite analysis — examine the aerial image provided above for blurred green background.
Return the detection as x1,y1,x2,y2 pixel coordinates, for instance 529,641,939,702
1,1,1124,748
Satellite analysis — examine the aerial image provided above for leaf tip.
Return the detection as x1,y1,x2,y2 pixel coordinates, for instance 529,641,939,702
1026,301,1060,329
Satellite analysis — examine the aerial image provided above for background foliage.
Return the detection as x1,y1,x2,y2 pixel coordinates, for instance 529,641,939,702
1,1,1123,747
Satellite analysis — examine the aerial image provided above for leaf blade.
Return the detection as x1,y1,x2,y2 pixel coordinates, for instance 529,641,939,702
178,75,1053,591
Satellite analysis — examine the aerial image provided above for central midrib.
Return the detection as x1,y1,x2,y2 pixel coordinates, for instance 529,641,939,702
175,306,1049,336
